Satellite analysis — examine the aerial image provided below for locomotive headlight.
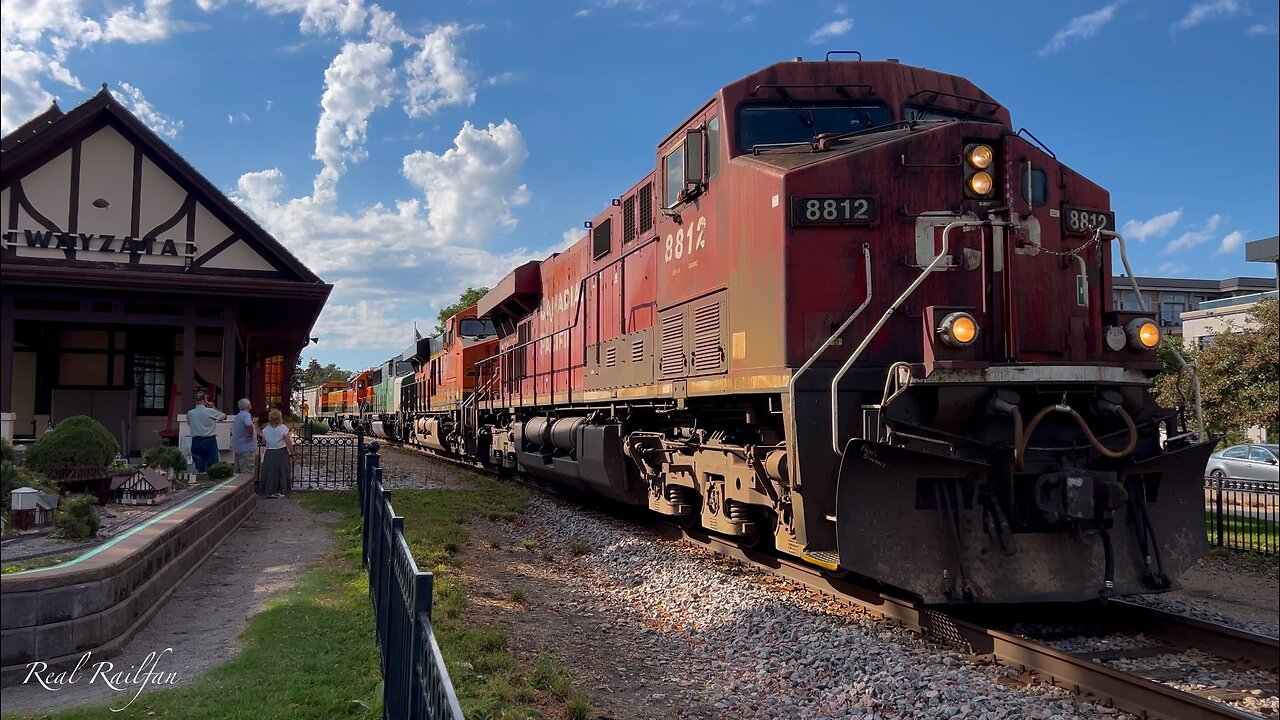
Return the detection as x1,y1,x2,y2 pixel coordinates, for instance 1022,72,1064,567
966,144,994,169
1126,318,1160,350
937,312,979,348
967,171,994,195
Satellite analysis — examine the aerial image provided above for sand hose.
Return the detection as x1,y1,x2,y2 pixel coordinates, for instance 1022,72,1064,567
1014,403,1137,469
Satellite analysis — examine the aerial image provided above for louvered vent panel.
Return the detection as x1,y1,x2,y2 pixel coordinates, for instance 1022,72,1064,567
691,302,722,373
631,339,644,364
622,196,637,242
659,313,684,376
605,346,617,368
639,183,654,234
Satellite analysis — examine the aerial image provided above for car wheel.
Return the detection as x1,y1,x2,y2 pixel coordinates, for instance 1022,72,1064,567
1209,469,1226,481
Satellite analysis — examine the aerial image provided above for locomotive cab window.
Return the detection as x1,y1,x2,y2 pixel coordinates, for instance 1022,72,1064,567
903,106,1002,124
664,143,686,207
736,101,890,152
707,116,721,179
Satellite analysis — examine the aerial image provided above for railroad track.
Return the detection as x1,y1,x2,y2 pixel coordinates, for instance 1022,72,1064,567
373,438,1280,720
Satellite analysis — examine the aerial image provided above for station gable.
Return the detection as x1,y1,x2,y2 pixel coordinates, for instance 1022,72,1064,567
0,89,315,283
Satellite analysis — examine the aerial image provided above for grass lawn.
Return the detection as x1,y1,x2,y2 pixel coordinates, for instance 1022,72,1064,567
1206,513,1280,555
1,552,79,575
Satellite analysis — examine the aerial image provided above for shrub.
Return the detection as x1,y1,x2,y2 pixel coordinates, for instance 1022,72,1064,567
143,446,188,472
206,462,235,480
53,495,100,539
0,437,14,463
309,419,329,435
0,462,17,510
23,416,118,476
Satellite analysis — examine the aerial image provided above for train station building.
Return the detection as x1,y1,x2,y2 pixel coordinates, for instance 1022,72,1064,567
0,87,331,453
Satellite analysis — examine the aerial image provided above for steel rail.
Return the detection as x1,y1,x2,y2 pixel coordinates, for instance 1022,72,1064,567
377,439,1276,720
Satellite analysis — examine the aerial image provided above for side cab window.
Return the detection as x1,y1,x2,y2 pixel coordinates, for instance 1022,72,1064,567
663,112,721,207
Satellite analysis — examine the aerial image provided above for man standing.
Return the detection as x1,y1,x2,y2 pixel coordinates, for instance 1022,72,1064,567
187,390,227,474
233,398,257,478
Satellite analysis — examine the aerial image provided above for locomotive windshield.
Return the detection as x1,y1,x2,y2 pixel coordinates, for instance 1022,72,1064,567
459,318,496,338
736,102,890,151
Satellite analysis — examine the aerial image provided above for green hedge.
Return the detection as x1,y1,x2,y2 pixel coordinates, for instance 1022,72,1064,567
309,419,330,435
207,462,235,480
53,495,100,539
143,446,189,472
23,416,118,476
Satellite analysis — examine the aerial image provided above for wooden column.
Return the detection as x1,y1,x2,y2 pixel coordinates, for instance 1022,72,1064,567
0,294,13,414
220,322,235,413
181,308,196,412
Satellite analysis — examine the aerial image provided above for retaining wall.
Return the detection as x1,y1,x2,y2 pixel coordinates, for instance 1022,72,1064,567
0,475,256,685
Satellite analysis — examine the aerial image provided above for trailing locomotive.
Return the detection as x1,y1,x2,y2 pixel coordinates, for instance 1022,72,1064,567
330,56,1214,605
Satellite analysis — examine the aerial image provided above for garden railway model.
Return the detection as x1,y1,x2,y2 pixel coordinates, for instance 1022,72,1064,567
310,53,1221,609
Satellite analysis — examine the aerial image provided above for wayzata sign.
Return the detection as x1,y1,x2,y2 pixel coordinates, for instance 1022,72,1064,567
3,229,196,258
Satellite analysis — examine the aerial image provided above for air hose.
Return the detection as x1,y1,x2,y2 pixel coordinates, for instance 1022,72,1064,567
1015,404,1138,469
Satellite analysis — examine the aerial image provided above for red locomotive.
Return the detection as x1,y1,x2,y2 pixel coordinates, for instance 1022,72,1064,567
346,56,1214,604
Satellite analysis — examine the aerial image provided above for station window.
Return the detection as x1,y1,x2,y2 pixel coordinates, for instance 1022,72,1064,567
133,353,169,413
665,143,686,206
265,355,284,409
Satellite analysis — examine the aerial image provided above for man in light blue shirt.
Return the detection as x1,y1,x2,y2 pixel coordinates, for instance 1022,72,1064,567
232,399,257,476
187,390,226,473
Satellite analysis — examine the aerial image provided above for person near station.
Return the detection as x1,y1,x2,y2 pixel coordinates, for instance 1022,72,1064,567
233,398,257,478
258,408,293,498
187,389,227,474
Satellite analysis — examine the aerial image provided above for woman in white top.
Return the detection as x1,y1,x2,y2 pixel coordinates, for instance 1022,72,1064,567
258,408,293,498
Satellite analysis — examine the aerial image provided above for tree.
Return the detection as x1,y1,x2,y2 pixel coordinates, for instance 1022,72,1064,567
434,287,490,335
1155,298,1279,444
299,358,354,386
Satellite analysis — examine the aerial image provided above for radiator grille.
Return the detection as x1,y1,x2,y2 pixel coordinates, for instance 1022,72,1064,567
631,338,644,363
659,313,684,377
605,345,617,368
691,301,723,373
639,183,653,234
622,195,637,243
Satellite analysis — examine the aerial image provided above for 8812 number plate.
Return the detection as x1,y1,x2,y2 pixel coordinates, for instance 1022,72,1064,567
1063,206,1116,235
792,195,878,225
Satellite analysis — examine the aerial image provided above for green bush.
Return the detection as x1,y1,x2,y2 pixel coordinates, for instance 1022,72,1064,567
23,416,118,476
1,462,17,511
309,419,329,435
207,462,235,480
53,495,100,539
0,437,14,463
143,446,188,472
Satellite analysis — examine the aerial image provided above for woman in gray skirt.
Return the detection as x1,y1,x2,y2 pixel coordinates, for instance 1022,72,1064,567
258,409,293,498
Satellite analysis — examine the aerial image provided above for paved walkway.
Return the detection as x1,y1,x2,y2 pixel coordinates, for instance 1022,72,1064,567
3,497,333,713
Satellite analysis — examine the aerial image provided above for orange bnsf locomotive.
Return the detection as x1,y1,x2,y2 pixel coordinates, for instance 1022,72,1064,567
385,56,1212,604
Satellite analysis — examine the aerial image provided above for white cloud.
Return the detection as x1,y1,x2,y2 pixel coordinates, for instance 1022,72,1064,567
312,41,396,202
485,71,519,86
246,0,369,36
1172,0,1247,32
1165,213,1224,253
1121,209,1182,241
230,120,545,350
0,0,200,132
227,111,252,125
402,24,476,118
1218,230,1246,254
196,0,226,10
1155,262,1189,276
401,120,531,244
112,82,184,138
1247,22,1278,35
266,99,274,112
834,3,848,15
575,9,591,17
1039,3,1122,56
809,18,852,44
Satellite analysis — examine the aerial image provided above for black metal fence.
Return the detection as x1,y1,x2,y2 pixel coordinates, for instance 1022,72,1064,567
289,431,363,490
360,443,465,720
1205,475,1280,555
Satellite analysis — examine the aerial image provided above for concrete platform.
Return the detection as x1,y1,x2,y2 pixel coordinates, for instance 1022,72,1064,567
0,474,257,685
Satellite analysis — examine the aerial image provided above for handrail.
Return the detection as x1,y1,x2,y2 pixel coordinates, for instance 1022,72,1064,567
1102,229,1205,440
832,220,978,455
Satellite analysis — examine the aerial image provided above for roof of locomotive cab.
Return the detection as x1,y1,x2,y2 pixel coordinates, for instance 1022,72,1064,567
658,58,1011,149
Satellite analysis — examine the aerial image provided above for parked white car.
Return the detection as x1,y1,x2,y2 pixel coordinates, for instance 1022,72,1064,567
1205,444,1279,483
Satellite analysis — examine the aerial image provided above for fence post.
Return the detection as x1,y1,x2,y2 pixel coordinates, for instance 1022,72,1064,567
362,441,379,569
1214,474,1224,548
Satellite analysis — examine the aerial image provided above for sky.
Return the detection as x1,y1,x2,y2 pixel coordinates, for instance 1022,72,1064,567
2,0,1277,372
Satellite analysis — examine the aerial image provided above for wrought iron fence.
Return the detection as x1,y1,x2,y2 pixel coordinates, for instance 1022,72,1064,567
1205,475,1280,555
360,443,465,720
289,431,363,490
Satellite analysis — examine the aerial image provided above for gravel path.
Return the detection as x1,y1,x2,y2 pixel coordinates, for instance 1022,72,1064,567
1123,554,1279,638
3,497,333,713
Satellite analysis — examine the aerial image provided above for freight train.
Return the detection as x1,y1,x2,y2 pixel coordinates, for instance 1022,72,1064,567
311,55,1215,604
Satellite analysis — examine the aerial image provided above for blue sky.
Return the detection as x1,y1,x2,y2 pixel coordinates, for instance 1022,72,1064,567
2,0,1277,372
